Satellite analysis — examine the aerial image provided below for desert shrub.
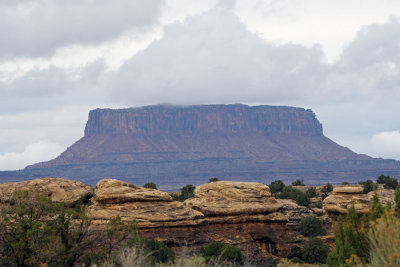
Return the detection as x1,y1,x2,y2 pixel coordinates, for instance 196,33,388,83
172,184,196,201
292,179,305,186
208,177,219,183
305,187,317,198
327,205,369,266
321,183,333,193
310,201,322,209
301,237,328,264
377,174,390,184
361,180,374,194
276,186,309,207
290,257,304,263
384,177,398,189
370,193,384,221
395,187,400,215
369,211,400,267
297,216,326,237
342,181,350,185
0,191,92,267
269,180,285,194
128,237,175,264
143,182,157,189
376,175,399,189
199,242,243,264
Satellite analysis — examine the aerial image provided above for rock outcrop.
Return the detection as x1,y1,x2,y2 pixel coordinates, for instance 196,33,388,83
10,104,399,189
86,179,325,258
0,177,334,259
185,181,282,216
87,179,204,228
183,181,322,257
0,177,92,206
94,179,172,203
323,186,396,215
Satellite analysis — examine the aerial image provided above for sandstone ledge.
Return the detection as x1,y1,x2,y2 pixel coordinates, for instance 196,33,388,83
0,177,93,206
94,179,172,204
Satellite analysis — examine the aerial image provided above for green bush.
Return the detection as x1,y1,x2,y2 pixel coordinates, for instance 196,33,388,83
376,175,398,189
276,186,310,207
208,177,219,183
172,184,196,201
395,187,400,215
377,174,390,184
321,183,333,193
297,216,326,237
292,179,305,186
0,191,92,267
199,242,243,264
384,177,398,189
310,201,323,209
327,205,369,266
143,182,157,189
306,187,317,198
361,180,374,194
269,180,285,194
128,237,175,264
301,237,328,264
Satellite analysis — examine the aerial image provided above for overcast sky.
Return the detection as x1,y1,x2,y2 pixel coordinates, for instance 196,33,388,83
1,0,400,170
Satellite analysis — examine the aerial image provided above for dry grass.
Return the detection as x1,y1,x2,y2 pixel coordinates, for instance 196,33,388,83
369,211,400,267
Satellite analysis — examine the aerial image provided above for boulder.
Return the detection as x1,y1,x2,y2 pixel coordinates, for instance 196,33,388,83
323,192,372,214
0,177,93,206
323,186,397,215
94,179,172,203
184,181,282,216
333,186,363,194
88,201,204,228
88,179,204,228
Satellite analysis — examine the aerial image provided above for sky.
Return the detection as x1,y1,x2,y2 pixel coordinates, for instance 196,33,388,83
1,0,400,170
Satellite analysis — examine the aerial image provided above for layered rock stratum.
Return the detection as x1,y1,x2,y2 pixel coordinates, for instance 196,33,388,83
1,177,397,259
1,104,400,188
0,177,93,206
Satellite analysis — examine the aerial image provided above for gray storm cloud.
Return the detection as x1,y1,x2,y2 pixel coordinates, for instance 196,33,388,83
110,10,327,105
0,0,164,58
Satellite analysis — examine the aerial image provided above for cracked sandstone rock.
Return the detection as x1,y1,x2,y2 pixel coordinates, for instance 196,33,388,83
87,179,204,228
184,181,282,216
0,177,93,206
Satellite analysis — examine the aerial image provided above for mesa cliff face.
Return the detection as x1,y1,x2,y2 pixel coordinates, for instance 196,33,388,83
84,105,323,137
15,104,396,188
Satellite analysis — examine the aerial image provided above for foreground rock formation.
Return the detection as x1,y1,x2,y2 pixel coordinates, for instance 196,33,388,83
0,177,327,259
1,177,396,260
323,185,396,216
87,179,205,228
0,177,93,206
2,104,400,188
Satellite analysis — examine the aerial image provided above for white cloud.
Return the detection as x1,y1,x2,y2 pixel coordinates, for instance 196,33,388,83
0,141,64,170
234,0,400,62
371,131,400,159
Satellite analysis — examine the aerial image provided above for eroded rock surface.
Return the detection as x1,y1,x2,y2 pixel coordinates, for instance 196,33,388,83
323,186,396,215
94,179,172,203
87,179,204,229
185,181,282,216
0,177,92,205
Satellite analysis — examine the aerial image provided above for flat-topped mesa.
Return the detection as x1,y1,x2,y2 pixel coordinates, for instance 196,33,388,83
84,104,323,137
